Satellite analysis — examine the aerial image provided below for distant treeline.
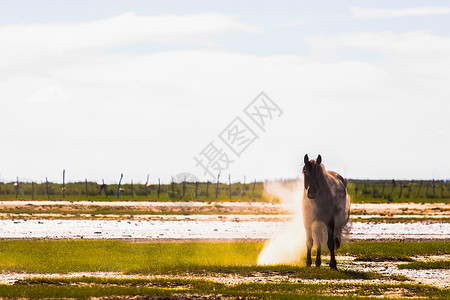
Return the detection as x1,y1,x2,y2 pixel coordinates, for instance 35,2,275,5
0,178,448,203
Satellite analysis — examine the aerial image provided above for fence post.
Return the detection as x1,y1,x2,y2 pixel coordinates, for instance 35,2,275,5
116,173,123,199
407,180,413,198
171,176,174,196
228,174,232,199
14,177,19,199
145,174,149,197
182,176,186,199
131,179,134,199
215,175,220,199
101,179,108,199
31,182,34,200
46,177,50,200
62,169,66,198
252,179,256,198
389,179,395,202
195,181,198,200
432,179,436,198
157,178,160,199
416,181,422,198
85,179,88,199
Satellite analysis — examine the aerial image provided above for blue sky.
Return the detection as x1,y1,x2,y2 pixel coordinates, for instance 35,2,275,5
1,1,449,183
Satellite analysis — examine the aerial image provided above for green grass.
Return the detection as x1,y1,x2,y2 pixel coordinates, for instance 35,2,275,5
0,240,262,274
0,240,448,274
351,217,450,223
1,179,449,203
348,180,450,203
0,181,267,202
398,260,450,269
339,241,450,261
0,206,284,217
0,277,447,299
0,240,449,298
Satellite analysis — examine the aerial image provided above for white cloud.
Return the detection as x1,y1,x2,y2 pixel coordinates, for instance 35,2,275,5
27,85,71,103
352,7,450,19
0,12,260,72
306,30,450,66
272,20,306,28
1,14,449,181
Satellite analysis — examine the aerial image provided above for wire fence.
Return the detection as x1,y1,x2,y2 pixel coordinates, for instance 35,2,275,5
1,175,266,202
1,174,449,202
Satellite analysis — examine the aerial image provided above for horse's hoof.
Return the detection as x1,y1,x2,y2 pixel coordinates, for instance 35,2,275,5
329,263,337,270
315,261,321,267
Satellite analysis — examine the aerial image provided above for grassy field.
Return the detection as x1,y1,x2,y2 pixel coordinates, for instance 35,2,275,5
0,240,448,298
1,277,448,299
1,179,449,203
0,204,284,218
398,261,450,269
0,240,448,274
1,278,447,299
348,180,450,203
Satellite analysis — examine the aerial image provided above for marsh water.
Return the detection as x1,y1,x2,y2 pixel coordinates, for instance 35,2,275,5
0,219,448,240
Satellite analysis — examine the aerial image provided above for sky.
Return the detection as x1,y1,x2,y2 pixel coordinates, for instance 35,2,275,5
1,0,449,184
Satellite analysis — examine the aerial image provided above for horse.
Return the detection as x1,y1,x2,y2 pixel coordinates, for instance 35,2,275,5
302,154,350,270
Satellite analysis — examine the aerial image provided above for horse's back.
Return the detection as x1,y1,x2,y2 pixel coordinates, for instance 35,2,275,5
326,170,346,190
326,170,350,235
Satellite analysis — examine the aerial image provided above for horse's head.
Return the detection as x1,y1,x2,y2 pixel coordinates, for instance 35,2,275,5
302,154,322,199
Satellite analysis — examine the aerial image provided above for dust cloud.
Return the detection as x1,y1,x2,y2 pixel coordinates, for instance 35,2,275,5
257,179,307,265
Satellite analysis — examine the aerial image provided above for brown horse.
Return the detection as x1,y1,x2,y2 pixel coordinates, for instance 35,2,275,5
302,154,350,270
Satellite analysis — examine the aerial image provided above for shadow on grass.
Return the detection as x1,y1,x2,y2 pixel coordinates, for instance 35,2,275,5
6,277,448,299
127,265,383,280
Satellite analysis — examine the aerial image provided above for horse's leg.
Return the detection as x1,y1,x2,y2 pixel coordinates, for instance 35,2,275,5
315,243,321,267
327,220,337,270
305,228,313,267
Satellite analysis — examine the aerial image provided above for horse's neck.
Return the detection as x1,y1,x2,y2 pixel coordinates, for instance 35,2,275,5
317,167,332,194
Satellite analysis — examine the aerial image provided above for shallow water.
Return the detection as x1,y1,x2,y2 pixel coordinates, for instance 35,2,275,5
0,219,448,240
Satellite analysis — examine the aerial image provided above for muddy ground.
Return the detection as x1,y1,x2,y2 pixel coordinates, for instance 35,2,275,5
0,201,448,221
0,201,448,298
0,254,448,289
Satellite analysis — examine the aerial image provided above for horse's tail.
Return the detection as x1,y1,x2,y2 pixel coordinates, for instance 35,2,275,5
334,237,341,249
334,231,342,249
334,194,350,250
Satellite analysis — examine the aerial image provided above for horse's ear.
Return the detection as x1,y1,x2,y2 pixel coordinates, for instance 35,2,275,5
316,155,322,165
304,154,309,164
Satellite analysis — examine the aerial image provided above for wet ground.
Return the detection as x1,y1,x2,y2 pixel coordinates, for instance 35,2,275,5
0,219,448,240
0,201,448,297
0,255,448,289
0,201,448,220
